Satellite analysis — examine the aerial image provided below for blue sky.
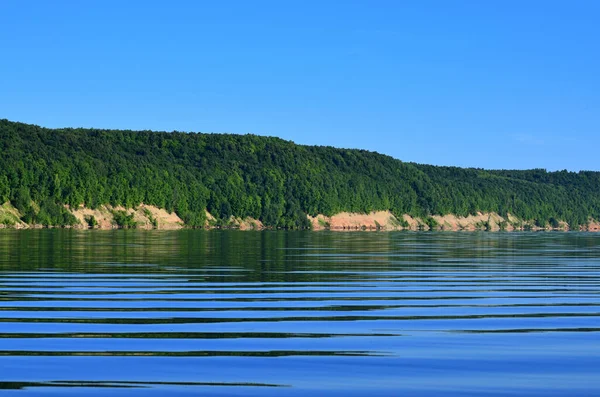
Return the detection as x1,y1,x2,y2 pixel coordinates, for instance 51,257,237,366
1,1,598,171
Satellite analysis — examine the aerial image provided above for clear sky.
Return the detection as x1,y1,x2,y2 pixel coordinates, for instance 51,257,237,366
1,1,598,171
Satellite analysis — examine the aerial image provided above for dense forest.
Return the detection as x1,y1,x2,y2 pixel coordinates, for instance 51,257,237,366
0,119,599,228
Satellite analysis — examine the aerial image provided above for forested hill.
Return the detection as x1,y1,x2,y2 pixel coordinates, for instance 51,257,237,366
0,119,599,229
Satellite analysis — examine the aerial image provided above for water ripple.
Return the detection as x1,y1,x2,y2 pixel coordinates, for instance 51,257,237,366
0,230,599,394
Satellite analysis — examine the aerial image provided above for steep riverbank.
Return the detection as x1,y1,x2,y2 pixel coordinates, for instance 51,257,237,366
2,119,600,231
1,202,597,231
308,211,576,231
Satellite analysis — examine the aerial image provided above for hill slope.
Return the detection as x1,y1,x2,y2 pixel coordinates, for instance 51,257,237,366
0,119,599,229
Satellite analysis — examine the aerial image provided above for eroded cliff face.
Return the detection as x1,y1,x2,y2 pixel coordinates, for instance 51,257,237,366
228,217,264,230
0,202,28,229
0,202,185,230
68,206,264,230
308,211,401,230
69,204,185,230
1,201,598,231
308,211,576,232
588,220,600,232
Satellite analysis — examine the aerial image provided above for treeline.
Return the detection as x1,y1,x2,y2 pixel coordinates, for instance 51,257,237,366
0,119,598,228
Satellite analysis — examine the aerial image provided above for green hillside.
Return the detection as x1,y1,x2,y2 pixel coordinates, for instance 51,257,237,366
1,119,598,228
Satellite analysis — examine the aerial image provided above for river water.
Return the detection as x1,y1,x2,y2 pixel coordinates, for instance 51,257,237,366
0,230,599,396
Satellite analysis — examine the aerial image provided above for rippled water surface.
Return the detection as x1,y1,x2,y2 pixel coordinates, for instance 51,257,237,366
0,230,599,396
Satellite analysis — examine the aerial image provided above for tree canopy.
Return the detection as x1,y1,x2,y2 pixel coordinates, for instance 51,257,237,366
1,119,598,228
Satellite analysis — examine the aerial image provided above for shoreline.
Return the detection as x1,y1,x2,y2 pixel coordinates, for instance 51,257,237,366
1,225,599,232
1,205,599,232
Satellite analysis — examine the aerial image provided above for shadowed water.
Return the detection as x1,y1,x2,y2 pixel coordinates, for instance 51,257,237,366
0,230,599,396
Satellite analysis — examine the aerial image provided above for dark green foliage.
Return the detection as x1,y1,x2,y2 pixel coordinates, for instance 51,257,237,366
13,187,32,214
477,220,492,231
0,119,599,228
112,211,137,228
0,175,9,203
35,201,78,227
85,215,98,228
424,216,439,230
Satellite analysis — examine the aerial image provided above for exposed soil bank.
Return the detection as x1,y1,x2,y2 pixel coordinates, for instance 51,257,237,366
69,204,185,230
309,211,581,232
0,202,598,231
308,211,401,231
0,202,28,229
1,203,185,230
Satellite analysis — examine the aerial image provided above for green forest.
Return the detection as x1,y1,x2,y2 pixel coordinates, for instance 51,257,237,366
1,119,599,228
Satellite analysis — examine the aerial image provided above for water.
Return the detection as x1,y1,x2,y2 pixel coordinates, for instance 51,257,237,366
0,230,599,396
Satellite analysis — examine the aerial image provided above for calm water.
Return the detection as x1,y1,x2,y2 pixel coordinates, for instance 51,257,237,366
0,230,599,396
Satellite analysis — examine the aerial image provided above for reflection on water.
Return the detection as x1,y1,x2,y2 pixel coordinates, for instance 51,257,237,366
0,230,599,396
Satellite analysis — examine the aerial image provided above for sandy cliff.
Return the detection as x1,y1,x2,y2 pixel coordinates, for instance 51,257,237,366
308,211,573,232
69,204,184,230
1,200,598,232
308,211,401,231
